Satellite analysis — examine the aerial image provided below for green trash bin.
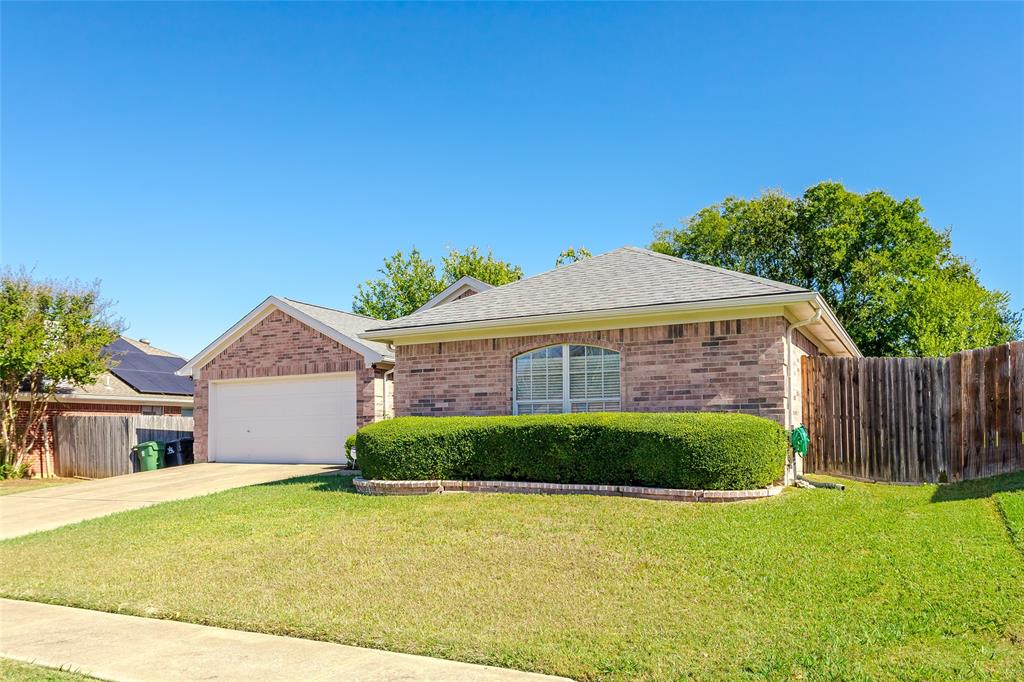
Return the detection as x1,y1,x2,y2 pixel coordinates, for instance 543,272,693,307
135,441,162,472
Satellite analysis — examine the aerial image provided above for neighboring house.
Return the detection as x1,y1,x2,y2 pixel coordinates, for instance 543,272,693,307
360,246,860,443
19,337,194,477
177,297,395,464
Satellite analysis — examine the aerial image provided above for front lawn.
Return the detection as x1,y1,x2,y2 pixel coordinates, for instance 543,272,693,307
1,473,1022,681
0,478,79,496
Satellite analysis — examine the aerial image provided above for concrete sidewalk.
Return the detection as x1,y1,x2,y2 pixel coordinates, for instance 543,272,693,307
0,599,567,681
0,463,345,540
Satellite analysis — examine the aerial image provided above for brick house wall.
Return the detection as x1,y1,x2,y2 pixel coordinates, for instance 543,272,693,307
192,309,390,462
787,328,819,429
394,316,789,424
15,401,184,477
786,328,820,479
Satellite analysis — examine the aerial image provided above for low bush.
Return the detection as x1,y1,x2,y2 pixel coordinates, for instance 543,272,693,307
355,412,787,490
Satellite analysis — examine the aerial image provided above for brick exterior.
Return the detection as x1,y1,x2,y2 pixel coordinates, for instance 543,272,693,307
786,327,820,479
192,309,391,462
394,317,789,424
787,328,819,428
15,401,184,477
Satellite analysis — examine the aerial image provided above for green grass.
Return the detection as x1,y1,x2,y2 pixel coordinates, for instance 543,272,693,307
0,478,78,496
1,473,1022,681
996,490,1024,554
0,659,97,681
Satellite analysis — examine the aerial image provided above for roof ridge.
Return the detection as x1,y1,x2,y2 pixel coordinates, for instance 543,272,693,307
620,245,807,293
281,297,379,321
113,336,182,359
396,247,625,316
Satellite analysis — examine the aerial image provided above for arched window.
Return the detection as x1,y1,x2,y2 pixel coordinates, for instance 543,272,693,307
513,345,620,414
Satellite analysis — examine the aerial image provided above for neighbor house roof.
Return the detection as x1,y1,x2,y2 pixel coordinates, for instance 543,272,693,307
415,275,493,313
50,336,194,406
361,246,860,357
177,296,394,378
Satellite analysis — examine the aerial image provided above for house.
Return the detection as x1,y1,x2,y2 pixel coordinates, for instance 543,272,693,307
181,247,859,472
177,297,395,464
22,337,194,477
359,247,859,437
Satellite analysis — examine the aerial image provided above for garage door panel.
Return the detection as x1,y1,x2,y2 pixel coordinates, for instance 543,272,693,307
210,374,355,464
217,395,343,422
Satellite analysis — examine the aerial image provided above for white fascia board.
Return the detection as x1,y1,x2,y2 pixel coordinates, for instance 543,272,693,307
414,276,493,313
178,296,383,376
178,297,278,376
811,294,862,358
271,297,386,365
361,292,821,343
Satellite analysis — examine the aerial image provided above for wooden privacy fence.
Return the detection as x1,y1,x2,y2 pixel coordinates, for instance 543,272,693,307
54,415,194,479
802,341,1024,483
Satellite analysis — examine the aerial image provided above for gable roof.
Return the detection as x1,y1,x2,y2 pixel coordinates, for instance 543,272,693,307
364,246,808,333
103,337,194,396
415,275,493,313
177,296,394,377
361,246,860,357
279,298,394,360
48,337,194,405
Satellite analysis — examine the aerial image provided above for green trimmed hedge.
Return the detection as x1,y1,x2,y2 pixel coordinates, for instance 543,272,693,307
355,413,787,491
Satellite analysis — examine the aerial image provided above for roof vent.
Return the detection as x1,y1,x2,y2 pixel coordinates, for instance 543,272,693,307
139,338,151,345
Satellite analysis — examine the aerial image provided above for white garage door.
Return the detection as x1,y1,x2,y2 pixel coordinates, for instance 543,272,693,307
209,373,356,464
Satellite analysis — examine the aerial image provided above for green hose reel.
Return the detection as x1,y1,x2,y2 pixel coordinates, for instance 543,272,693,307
790,425,810,457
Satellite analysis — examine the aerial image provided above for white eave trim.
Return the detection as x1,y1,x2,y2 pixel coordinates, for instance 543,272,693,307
177,296,386,376
414,276,493,313
363,292,815,339
361,291,862,358
809,293,861,358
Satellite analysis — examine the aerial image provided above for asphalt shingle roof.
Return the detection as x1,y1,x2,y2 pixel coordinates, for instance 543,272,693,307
281,298,395,360
364,246,809,333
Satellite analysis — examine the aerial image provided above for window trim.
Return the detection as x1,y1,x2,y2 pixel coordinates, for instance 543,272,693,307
512,344,621,415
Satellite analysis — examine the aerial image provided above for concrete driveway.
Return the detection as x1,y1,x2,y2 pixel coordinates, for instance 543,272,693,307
0,463,345,540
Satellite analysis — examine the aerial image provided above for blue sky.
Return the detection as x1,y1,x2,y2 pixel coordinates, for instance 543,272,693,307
2,2,1021,358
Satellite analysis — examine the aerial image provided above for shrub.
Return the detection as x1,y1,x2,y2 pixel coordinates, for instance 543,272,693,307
344,434,358,470
356,413,786,490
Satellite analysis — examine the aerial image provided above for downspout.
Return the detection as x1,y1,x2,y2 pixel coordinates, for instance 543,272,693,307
383,368,395,419
785,305,821,484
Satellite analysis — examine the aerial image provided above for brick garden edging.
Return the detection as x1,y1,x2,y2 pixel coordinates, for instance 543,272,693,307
352,477,784,502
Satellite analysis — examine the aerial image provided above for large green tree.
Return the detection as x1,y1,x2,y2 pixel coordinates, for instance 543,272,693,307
651,182,1020,357
555,246,593,267
442,246,523,287
0,271,121,476
353,247,523,320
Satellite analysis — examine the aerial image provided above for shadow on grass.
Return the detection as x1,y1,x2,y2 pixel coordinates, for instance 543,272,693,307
930,471,1024,503
255,472,359,494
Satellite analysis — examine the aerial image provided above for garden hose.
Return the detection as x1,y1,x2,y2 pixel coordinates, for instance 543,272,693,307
790,425,810,457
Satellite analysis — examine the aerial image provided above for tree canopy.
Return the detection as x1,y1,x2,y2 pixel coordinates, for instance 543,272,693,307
556,246,593,267
353,247,523,320
650,182,1020,357
1,271,121,475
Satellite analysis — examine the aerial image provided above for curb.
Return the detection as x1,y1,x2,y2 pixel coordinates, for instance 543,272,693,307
352,477,783,502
